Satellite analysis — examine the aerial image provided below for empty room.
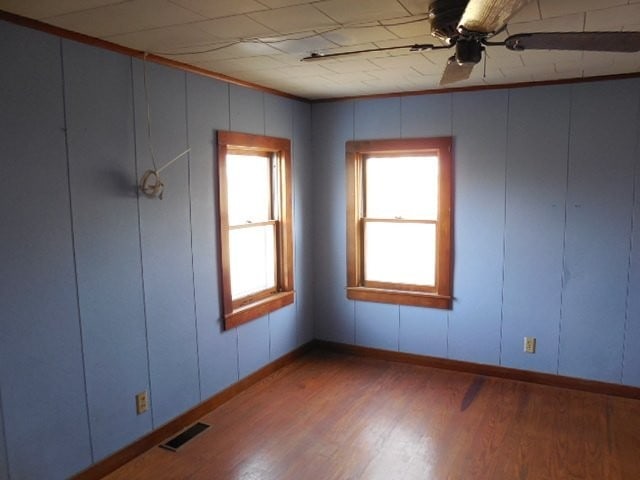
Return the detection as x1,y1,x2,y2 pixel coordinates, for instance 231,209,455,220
1,0,640,479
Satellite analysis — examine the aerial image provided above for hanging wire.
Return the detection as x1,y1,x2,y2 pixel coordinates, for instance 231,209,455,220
142,53,158,172
483,49,487,78
139,53,191,199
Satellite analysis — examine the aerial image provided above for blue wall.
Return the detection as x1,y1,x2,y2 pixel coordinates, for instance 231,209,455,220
0,20,313,480
2,16,640,480
312,81,640,386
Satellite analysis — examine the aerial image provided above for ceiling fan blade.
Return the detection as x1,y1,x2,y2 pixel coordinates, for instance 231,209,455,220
301,44,447,62
440,59,475,86
459,0,531,34
505,32,640,52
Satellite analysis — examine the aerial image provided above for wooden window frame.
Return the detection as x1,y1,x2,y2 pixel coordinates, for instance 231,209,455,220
217,131,294,329
346,137,453,309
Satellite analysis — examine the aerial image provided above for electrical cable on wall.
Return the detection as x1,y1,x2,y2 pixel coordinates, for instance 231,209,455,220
139,147,191,198
138,52,190,199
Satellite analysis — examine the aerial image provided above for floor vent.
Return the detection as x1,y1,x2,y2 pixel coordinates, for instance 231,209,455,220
160,422,210,452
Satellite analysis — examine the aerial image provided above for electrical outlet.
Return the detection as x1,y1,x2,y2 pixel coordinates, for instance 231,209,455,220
136,391,148,415
523,337,536,354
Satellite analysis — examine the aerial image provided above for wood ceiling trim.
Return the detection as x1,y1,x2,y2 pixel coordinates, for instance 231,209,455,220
311,70,640,103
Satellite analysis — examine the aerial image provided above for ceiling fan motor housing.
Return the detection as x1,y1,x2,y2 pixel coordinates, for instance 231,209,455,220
455,38,484,64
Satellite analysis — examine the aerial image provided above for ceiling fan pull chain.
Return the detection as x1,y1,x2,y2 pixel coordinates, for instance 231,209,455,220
483,49,487,78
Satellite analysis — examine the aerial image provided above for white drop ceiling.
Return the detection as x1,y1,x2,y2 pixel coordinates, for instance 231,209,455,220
1,0,640,99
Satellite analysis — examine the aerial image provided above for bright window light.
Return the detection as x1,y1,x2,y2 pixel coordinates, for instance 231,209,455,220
226,154,271,225
365,222,436,286
363,155,439,286
229,225,275,299
226,153,275,300
365,156,439,220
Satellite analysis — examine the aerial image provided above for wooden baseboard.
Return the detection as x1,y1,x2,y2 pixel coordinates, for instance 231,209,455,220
72,341,314,480
315,340,640,400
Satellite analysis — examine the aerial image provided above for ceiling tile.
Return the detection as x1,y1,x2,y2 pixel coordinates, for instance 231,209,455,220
153,50,226,65
583,51,640,69
0,0,124,19
105,24,217,51
322,26,398,46
585,4,640,30
267,52,309,65
263,63,335,78
409,57,444,75
269,35,338,55
196,15,276,40
508,0,541,24
285,76,366,98
45,0,206,37
483,42,520,59
539,0,626,20
320,71,378,84
257,0,316,7
370,52,431,69
553,62,583,75
507,13,585,35
209,41,284,59
167,0,268,19
484,50,525,68
370,35,437,49
384,17,431,38
497,66,534,82
582,51,616,69
365,69,419,82
170,41,282,62
362,74,428,93
519,49,583,68
418,47,453,66
397,0,431,16
286,41,383,60
583,63,639,77
248,5,337,34
322,58,382,74
314,0,409,25
201,55,286,72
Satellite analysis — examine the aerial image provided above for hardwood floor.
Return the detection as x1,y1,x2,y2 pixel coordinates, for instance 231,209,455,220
105,350,640,479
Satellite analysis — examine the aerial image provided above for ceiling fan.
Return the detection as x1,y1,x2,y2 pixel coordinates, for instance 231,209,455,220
301,0,640,86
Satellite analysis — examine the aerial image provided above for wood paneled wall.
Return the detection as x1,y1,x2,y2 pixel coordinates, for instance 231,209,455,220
312,79,640,386
0,20,313,480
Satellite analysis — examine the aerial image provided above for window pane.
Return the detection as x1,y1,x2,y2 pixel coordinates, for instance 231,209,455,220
365,156,439,220
227,154,271,225
364,222,436,286
229,225,275,299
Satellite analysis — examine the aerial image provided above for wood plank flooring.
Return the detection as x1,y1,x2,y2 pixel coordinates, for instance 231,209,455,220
105,350,640,479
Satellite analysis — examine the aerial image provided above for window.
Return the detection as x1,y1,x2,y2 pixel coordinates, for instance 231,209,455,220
217,131,294,329
346,137,453,309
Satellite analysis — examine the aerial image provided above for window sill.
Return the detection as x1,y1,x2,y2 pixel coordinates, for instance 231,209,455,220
224,291,295,329
346,287,451,309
